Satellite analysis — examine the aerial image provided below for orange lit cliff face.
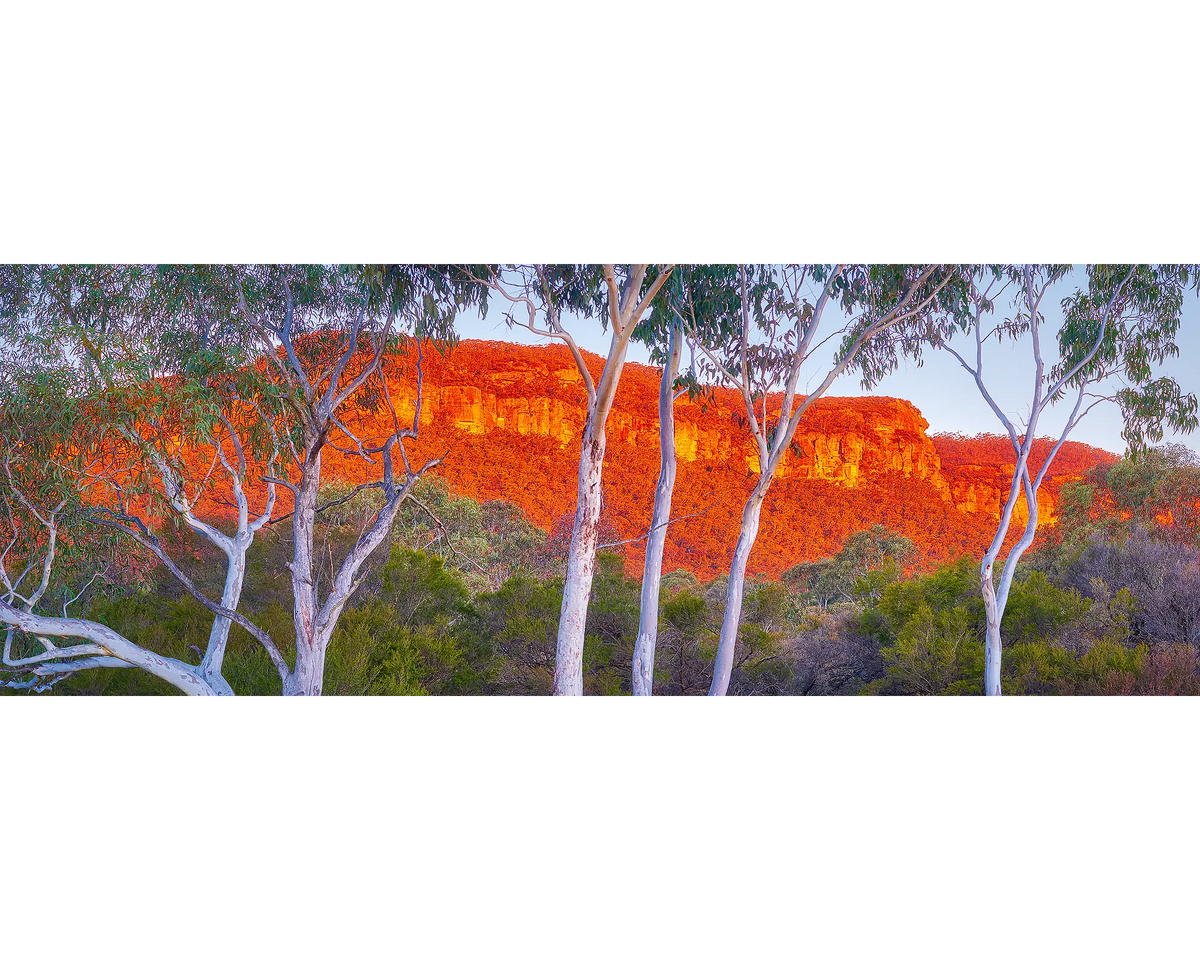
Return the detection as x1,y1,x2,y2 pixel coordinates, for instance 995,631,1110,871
319,340,1118,580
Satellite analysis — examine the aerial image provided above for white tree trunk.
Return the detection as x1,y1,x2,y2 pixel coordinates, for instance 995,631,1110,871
486,263,669,695
279,415,438,695
285,438,324,696
284,632,328,696
0,599,225,696
552,316,638,695
554,425,606,696
631,441,677,695
709,487,767,696
980,478,1039,698
199,547,245,692
981,563,1003,697
633,328,682,696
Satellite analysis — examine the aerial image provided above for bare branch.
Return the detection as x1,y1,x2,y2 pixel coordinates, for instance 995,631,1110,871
597,508,709,550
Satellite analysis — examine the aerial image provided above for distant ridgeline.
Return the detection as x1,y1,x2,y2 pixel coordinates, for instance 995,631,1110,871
301,339,1116,580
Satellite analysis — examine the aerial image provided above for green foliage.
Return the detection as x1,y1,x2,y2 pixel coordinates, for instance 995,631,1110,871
322,545,482,695
581,553,640,695
313,479,388,529
878,602,982,695
375,549,469,627
1052,477,1108,553
58,593,210,696
452,550,644,696
742,579,793,632
859,557,980,647
662,591,708,635
387,477,549,591
49,592,291,696
323,607,461,696
1052,264,1198,450
660,568,701,597
656,588,716,695
999,642,1077,695
1070,638,1142,696
1001,571,1090,645
24,520,1200,697
1067,445,1200,549
650,265,971,401
459,574,562,695
703,574,730,606
784,524,915,606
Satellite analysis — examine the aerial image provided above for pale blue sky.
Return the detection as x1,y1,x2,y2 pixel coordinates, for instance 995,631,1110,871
454,269,1200,456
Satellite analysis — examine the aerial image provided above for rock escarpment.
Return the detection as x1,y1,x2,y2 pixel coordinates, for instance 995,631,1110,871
332,340,1117,577
385,341,1109,519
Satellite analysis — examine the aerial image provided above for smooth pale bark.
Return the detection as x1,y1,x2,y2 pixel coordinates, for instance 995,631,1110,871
698,264,954,697
0,598,225,695
709,486,767,696
947,266,1138,695
981,566,1003,696
554,426,608,696
154,444,275,694
287,440,325,696
479,264,673,695
199,545,246,688
979,468,1041,697
1,430,271,695
282,429,430,696
698,266,843,696
632,325,683,696
553,327,635,695
976,471,1027,699
194,431,276,689
553,276,670,695
86,512,275,695
120,427,276,694
284,638,328,697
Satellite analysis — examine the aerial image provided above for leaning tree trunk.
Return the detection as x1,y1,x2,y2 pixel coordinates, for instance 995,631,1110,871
0,599,227,696
633,326,683,696
199,546,246,694
709,485,768,696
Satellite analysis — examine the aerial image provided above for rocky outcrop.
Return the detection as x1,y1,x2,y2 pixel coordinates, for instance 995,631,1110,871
946,465,1061,526
389,345,960,499
370,340,1115,555
678,396,948,493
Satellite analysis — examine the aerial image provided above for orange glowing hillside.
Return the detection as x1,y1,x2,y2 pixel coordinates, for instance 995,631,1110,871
317,340,1118,580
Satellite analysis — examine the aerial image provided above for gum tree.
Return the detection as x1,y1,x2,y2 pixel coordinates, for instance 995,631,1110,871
933,264,1197,695
630,315,686,696
226,264,487,695
687,264,965,696
461,265,673,696
0,264,486,696
0,387,286,694
0,265,284,693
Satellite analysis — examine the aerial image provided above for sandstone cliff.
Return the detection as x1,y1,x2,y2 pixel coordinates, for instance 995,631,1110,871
326,340,1117,578
398,381,952,492
383,341,1109,518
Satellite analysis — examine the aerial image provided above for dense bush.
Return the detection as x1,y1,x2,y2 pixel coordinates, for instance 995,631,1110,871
18,459,1200,697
